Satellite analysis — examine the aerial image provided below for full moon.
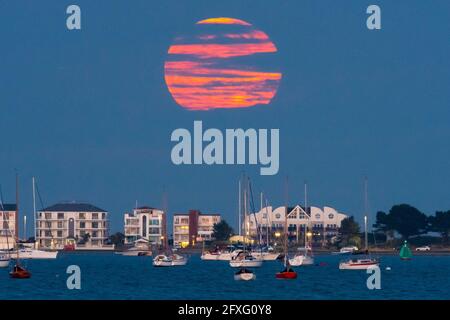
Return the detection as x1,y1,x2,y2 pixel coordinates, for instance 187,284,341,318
164,17,282,111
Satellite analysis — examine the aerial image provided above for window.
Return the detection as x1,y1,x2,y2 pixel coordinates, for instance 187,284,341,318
45,230,51,237
275,214,281,219
288,213,297,219
149,219,160,226
149,227,160,234
80,222,86,229
92,222,98,229
92,231,98,238
175,217,179,224
315,214,321,219
181,218,189,224
79,213,86,219
57,231,63,238
262,213,267,219
57,222,63,228
102,213,106,219
57,213,64,219
45,213,52,219
328,214,334,219
92,213,98,220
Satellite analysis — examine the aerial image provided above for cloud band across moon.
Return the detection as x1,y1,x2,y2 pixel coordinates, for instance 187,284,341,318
164,17,282,110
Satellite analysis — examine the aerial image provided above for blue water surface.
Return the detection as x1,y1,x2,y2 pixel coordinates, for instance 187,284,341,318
1,253,449,300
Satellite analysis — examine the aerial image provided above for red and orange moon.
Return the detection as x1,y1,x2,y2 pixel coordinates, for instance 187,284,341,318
164,17,282,111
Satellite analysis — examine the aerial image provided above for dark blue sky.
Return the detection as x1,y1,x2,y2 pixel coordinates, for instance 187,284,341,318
1,1,449,236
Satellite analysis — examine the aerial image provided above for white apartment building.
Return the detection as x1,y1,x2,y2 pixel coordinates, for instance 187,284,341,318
36,202,110,249
244,205,348,244
173,210,221,247
0,204,17,250
124,206,166,245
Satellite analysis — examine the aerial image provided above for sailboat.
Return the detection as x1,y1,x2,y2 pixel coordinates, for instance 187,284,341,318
290,183,314,267
399,240,412,260
276,178,297,279
9,173,31,279
339,179,379,270
233,176,258,280
230,182,262,269
11,177,58,260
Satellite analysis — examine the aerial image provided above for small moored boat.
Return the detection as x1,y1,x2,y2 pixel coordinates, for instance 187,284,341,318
234,268,256,281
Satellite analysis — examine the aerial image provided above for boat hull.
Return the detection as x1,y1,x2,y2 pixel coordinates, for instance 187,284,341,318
234,273,256,281
10,250,58,259
201,253,220,260
153,261,173,267
288,255,304,266
251,252,279,261
0,259,10,268
229,259,263,268
117,250,151,256
276,271,297,279
339,261,379,270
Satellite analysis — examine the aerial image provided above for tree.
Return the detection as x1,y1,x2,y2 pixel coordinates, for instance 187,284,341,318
387,204,428,240
212,220,234,241
78,233,91,244
429,211,450,244
108,232,125,246
373,211,395,243
338,216,361,247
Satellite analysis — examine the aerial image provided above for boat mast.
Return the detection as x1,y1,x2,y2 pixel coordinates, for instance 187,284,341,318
284,176,288,266
265,198,270,246
364,177,369,251
304,182,308,249
238,177,241,237
260,192,263,246
15,172,20,262
32,177,36,243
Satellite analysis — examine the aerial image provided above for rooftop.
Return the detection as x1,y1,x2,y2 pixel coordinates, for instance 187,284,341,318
0,203,17,211
41,202,107,212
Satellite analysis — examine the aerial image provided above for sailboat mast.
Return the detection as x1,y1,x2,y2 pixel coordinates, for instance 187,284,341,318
15,172,20,262
364,177,369,250
284,177,288,265
238,178,241,237
15,172,19,241
32,177,36,242
259,192,263,246
304,182,308,248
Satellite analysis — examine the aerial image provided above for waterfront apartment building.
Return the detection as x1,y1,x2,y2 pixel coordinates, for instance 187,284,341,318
0,204,17,250
244,205,348,245
173,210,221,247
36,202,110,249
123,206,166,245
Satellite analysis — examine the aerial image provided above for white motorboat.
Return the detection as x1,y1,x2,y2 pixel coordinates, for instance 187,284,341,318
170,254,188,266
251,251,279,261
201,251,221,260
152,254,173,267
234,268,256,281
218,249,242,261
116,239,152,256
288,254,304,266
8,249,58,259
153,254,187,266
0,252,10,268
332,246,358,255
117,248,152,256
339,258,379,270
229,253,263,268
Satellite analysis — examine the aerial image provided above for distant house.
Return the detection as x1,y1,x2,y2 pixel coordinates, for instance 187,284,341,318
244,205,348,244
0,203,17,250
36,202,110,249
173,210,221,247
123,206,166,245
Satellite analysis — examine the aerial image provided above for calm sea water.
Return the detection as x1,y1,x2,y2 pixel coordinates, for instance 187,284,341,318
1,253,449,300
